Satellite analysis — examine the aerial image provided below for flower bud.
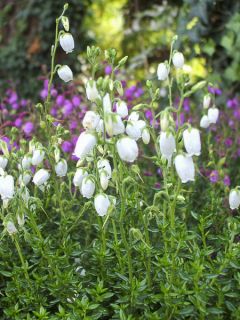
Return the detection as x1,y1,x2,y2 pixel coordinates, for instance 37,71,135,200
100,172,109,190
21,156,32,170
157,63,169,81
183,128,201,156
159,132,176,165
73,168,88,187
17,214,25,227
55,159,68,177
32,149,45,166
229,189,240,210
6,221,17,235
57,65,73,82
0,175,14,200
208,107,219,124
200,115,210,129
60,33,74,53
0,156,8,170
116,100,128,118
160,113,169,132
103,93,112,113
94,193,110,216
172,52,184,69
81,177,95,199
33,169,50,186
175,154,195,183
116,137,138,163
142,128,150,144
86,81,99,101
82,111,100,130
203,94,211,109
73,132,97,159
19,173,31,186
97,159,112,178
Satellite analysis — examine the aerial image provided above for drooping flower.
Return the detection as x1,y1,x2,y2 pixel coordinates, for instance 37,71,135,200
19,173,31,186
55,159,68,177
98,159,112,190
73,168,88,187
32,149,45,166
157,63,169,81
183,128,201,156
172,52,184,69
142,128,150,144
200,115,210,129
203,94,211,109
33,169,50,186
21,156,32,170
94,193,110,216
103,93,112,113
81,177,95,199
6,221,17,235
86,81,99,101
175,154,195,183
116,100,128,118
73,132,97,159
0,156,8,170
57,65,73,82
82,111,100,130
126,120,146,141
0,175,14,200
59,33,74,53
159,132,176,164
208,107,219,124
116,137,138,163
229,189,240,210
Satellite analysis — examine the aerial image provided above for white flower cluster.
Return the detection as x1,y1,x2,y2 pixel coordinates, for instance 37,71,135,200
200,95,219,129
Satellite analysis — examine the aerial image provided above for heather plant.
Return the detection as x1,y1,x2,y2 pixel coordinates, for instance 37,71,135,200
0,5,240,320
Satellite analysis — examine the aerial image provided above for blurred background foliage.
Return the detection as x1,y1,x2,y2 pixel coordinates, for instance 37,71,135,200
0,0,239,97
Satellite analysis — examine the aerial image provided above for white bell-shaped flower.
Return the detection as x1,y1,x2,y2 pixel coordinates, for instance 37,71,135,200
6,221,17,235
73,168,88,187
175,154,195,183
21,156,32,170
83,111,100,131
128,112,139,122
116,100,128,118
208,107,219,124
96,119,104,133
157,63,169,81
55,159,68,177
142,128,150,144
81,177,95,199
86,81,99,101
19,173,31,186
203,94,211,109
126,120,146,141
172,52,184,69
33,169,50,186
116,137,138,163
159,132,176,164
0,156,8,170
97,159,112,179
17,214,25,227
94,193,110,216
57,65,73,82
73,132,97,159
100,173,109,191
229,189,240,210
59,33,74,53
200,115,210,129
103,93,112,113
183,128,201,156
0,175,14,200
32,149,45,166
112,114,125,136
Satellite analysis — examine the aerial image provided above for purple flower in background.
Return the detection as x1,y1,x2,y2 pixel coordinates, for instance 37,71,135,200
69,120,78,131
104,65,112,75
209,170,219,183
56,94,65,106
23,122,34,136
227,98,238,109
154,182,161,189
224,138,233,148
14,118,23,127
50,107,58,117
223,175,230,186
183,98,190,112
61,141,73,153
63,100,73,116
233,108,240,120
208,86,222,96
20,99,27,107
51,88,58,97
8,91,18,104
145,109,153,121
12,102,19,110
40,89,48,100
72,95,81,107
